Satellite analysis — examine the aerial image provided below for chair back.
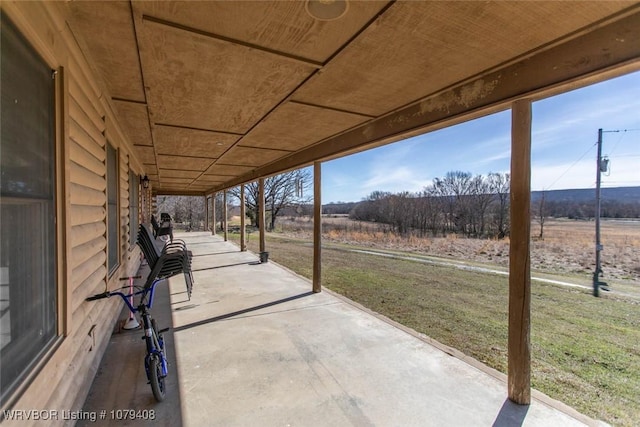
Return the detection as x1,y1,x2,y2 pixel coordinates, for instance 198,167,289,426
137,224,160,266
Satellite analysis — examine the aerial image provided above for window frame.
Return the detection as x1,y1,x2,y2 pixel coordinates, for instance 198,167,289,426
0,11,63,409
129,170,139,249
106,142,120,275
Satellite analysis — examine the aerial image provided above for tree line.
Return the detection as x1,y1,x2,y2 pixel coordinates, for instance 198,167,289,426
156,196,206,230
155,170,638,238
228,168,312,230
537,199,640,220
156,169,312,232
350,171,511,239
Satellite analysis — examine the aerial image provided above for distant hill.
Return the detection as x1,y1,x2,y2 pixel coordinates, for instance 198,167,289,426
531,186,640,203
323,186,640,214
323,202,358,215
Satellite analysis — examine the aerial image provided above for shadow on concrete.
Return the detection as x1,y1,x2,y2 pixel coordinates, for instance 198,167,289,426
492,399,530,427
192,261,260,271
170,289,190,298
192,251,241,257
173,291,315,333
180,240,228,246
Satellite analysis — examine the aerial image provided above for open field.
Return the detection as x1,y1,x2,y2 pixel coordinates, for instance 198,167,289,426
272,216,640,287
227,217,640,426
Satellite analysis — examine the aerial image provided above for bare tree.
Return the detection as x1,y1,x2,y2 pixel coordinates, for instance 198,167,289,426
535,190,548,240
350,171,512,239
229,168,312,231
388,191,413,235
487,172,510,238
468,175,494,236
156,196,205,231
432,171,473,234
421,187,446,236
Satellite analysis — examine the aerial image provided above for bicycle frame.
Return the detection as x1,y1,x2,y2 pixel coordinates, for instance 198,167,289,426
86,277,168,400
106,279,160,314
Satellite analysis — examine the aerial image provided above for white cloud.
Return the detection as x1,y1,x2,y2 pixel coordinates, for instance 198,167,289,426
601,156,640,187
532,155,639,191
532,160,595,190
362,165,430,194
469,148,511,169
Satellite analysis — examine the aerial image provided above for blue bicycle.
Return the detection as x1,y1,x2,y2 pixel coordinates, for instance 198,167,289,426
86,277,169,402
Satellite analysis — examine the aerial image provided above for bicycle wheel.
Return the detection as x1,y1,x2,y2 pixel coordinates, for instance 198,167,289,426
148,354,166,402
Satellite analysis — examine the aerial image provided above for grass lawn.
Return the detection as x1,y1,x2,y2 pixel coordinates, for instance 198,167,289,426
228,232,639,426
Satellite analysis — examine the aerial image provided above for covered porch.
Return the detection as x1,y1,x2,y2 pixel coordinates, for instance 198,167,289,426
81,232,596,426
2,2,639,424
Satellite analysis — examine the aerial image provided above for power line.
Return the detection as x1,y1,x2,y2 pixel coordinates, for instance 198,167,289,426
604,128,640,132
609,154,640,158
538,128,637,191
604,128,640,157
544,142,596,191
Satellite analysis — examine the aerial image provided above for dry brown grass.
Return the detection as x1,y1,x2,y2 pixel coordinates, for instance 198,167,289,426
276,216,640,284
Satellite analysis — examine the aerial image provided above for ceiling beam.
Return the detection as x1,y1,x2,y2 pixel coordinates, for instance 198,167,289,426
142,14,324,68
288,100,377,119
154,122,245,136
209,9,640,193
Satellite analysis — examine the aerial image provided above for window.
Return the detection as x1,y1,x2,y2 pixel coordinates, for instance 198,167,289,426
129,170,139,247
106,143,119,273
0,12,57,405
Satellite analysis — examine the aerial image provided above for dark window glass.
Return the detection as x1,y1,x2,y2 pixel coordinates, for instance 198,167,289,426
129,171,139,247
106,143,118,273
0,12,57,405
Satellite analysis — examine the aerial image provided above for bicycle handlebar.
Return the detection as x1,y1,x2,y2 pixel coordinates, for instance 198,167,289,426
85,278,163,312
119,275,142,280
85,292,110,301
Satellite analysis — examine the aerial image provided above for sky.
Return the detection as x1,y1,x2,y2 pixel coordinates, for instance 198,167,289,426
321,71,640,203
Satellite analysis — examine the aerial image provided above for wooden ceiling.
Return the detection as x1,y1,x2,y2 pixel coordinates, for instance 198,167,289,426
66,1,640,195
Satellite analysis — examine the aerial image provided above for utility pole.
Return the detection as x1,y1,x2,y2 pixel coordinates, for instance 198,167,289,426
593,128,609,297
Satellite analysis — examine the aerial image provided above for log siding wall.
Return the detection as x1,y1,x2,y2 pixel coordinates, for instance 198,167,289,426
1,2,146,423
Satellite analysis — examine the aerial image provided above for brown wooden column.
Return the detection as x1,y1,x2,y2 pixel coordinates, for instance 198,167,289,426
508,99,532,405
259,178,266,255
204,195,209,232
240,184,247,251
313,162,322,293
223,190,228,241
151,193,157,218
212,193,216,235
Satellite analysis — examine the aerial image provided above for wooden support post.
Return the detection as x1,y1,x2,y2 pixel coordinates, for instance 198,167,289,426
204,196,209,233
151,193,157,218
240,184,247,251
508,99,532,405
259,178,266,255
223,190,228,242
211,196,214,232
313,162,322,293
212,193,216,235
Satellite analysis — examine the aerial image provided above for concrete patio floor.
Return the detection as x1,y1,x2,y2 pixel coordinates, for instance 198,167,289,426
81,232,603,427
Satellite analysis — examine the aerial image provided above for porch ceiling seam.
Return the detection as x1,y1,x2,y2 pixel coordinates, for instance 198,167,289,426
141,14,323,68
206,10,640,194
